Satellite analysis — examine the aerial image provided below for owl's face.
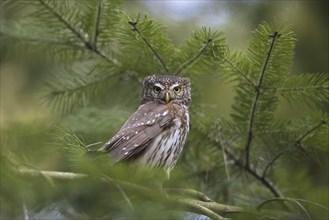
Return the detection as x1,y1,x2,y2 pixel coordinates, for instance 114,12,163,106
141,75,191,106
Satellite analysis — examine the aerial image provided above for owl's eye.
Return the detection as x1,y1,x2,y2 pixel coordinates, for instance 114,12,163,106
153,86,161,94
173,86,181,94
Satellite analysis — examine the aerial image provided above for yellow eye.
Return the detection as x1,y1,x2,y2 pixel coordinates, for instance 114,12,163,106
153,86,161,94
173,86,181,93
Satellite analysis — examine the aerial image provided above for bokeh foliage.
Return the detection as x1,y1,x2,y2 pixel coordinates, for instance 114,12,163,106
1,0,328,219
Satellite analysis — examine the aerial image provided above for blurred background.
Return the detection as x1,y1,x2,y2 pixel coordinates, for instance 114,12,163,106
1,1,328,219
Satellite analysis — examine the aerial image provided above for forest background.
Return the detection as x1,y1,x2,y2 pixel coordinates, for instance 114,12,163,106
1,1,328,219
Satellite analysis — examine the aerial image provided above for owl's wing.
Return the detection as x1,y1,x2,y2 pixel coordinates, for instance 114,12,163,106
99,102,174,162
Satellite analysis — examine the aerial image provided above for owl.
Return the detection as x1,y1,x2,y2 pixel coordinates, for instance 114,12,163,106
99,75,191,177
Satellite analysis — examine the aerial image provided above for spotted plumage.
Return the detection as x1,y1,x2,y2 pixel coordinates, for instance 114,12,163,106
99,75,191,176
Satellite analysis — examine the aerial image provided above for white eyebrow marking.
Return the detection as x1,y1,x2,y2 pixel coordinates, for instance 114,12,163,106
169,83,180,89
154,83,164,89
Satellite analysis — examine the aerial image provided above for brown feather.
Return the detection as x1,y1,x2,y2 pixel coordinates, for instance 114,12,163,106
99,101,174,162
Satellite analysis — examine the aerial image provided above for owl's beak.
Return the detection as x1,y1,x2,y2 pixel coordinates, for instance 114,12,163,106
165,92,170,103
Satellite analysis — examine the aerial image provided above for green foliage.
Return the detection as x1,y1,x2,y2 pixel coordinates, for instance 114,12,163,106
273,72,329,105
1,0,328,219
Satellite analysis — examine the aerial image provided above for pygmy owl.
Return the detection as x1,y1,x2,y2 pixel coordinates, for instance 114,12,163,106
99,75,191,177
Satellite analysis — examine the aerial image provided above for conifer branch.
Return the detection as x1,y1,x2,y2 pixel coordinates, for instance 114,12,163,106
257,197,312,220
244,32,280,167
128,20,169,73
16,168,251,220
0,31,84,49
266,85,329,92
210,128,285,200
222,56,256,87
174,38,212,76
225,148,284,198
38,0,119,66
46,73,107,98
262,120,326,178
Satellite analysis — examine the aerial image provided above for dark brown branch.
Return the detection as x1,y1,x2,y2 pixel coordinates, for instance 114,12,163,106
92,0,102,47
262,120,326,178
244,32,280,167
174,38,212,76
38,0,119,66
128,20,169,73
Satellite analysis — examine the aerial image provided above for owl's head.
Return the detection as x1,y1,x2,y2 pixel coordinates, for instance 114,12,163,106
141,75,191,106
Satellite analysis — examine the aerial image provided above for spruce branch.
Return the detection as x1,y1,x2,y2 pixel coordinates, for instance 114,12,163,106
257,197,312,220
0,31,84,49
244,31,280,167
38,0,119,66
16,168,251,220
128,20,169,73
225,148,284,198
222,56,255,87
174,38,212,76
43,67,114,114
262,120,326,178
210,124,285,199
266,85,329,92
265,72,329,104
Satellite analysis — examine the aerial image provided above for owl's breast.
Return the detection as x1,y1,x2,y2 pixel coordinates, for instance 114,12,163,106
139,109,189,175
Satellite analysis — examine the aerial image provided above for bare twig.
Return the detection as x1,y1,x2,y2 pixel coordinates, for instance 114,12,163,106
174,38,212,75
18,168,88,180
262,120,326,178
244,32,280,167
22,201,30,220
166,188,213,202
128,20,169,73
172,198,228,220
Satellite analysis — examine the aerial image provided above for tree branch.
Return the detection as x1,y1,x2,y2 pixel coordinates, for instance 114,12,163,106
221,56,256,87
128,20,169,73
0,31,85,49
92,0,102,47
38,0,119,66
16,168,252,219
262,120,326,178
174,38,212,76
265,85,329,92
244,32,280,167
257,197,312,220
166,188,213,202
210,124,285,199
